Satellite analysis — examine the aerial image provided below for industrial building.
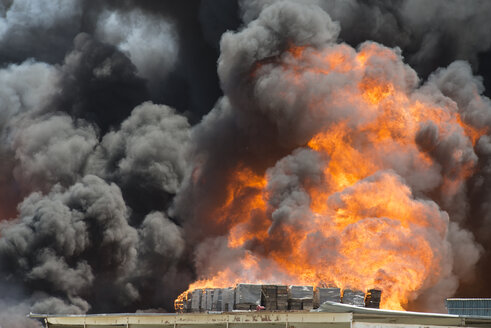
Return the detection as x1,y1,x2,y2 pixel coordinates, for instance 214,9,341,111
31,301,491,328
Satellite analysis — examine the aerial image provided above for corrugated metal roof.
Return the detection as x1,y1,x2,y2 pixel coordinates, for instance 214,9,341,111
446,298,491,317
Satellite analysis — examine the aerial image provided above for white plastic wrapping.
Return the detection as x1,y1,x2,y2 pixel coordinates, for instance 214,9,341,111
222,287,235,311
289,285,314,300
235,284,262,305
315,287,341,305
342,289,365,307
191,289,202,311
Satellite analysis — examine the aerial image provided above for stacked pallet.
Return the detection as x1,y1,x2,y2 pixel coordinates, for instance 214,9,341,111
235,284,262,310
261,285,278,310
205,289,215,311
184,292,193,312
365,289,382,308
314,287,341,308
201,290,207,312
222,287,235,311
182,285,382,313
288,286,314,310
191,289,202,312
342,289,365,307
214,289,223,311
277,285,288,310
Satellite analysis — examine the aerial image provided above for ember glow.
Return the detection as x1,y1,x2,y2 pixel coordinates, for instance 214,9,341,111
177,40,486,310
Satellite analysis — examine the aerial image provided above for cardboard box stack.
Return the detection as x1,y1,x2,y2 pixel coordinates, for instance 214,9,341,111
365,289,382,308
288,285,314,310
235,284,262,310
342,289,365,307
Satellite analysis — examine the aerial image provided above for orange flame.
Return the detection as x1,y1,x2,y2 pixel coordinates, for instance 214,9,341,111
176,42,486,311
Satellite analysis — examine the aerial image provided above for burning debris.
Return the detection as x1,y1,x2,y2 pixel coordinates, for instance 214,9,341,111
175,285,381,312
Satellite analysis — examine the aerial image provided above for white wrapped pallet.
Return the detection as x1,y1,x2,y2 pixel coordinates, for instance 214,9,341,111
314,287,341,307
191,289,202,312
222,287,235,311
342,289,365,307
200,290,207,312
205,289,215,311
235,284,261,306
289,285,314,300
214,289,223,311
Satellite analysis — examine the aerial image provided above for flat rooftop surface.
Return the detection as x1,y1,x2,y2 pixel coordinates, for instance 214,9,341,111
30,302,491,328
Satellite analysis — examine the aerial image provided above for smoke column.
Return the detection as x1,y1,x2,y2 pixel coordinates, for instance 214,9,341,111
0,0,491,326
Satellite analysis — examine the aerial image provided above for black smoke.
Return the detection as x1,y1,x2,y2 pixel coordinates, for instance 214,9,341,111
1,0,491,326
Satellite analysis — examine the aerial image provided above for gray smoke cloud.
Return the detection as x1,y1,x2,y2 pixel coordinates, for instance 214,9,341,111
1,0,491,325
95,9,179,88
240,0,491,78
11,114,98,191
0,0,83,63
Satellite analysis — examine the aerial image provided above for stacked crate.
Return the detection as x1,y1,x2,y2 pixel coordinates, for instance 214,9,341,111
288,286,314,310
342,289,365,307
365,289,382,308
314,287,341,308
235,284,262,310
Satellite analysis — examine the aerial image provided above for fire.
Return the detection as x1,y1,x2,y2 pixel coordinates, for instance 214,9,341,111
176,42,486,311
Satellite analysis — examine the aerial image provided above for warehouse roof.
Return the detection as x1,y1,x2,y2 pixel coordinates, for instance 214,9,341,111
30,302,491,328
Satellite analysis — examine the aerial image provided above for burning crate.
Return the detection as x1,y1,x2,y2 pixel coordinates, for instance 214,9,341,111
314,287,341,308
235,284,262,310
342,289,365,307
288,285,314,310
365,289,382,308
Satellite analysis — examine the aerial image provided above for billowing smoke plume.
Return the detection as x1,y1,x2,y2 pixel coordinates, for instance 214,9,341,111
1,0,491,326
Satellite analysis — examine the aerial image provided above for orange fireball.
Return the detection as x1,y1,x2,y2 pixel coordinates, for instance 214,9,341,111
176,41,485,311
